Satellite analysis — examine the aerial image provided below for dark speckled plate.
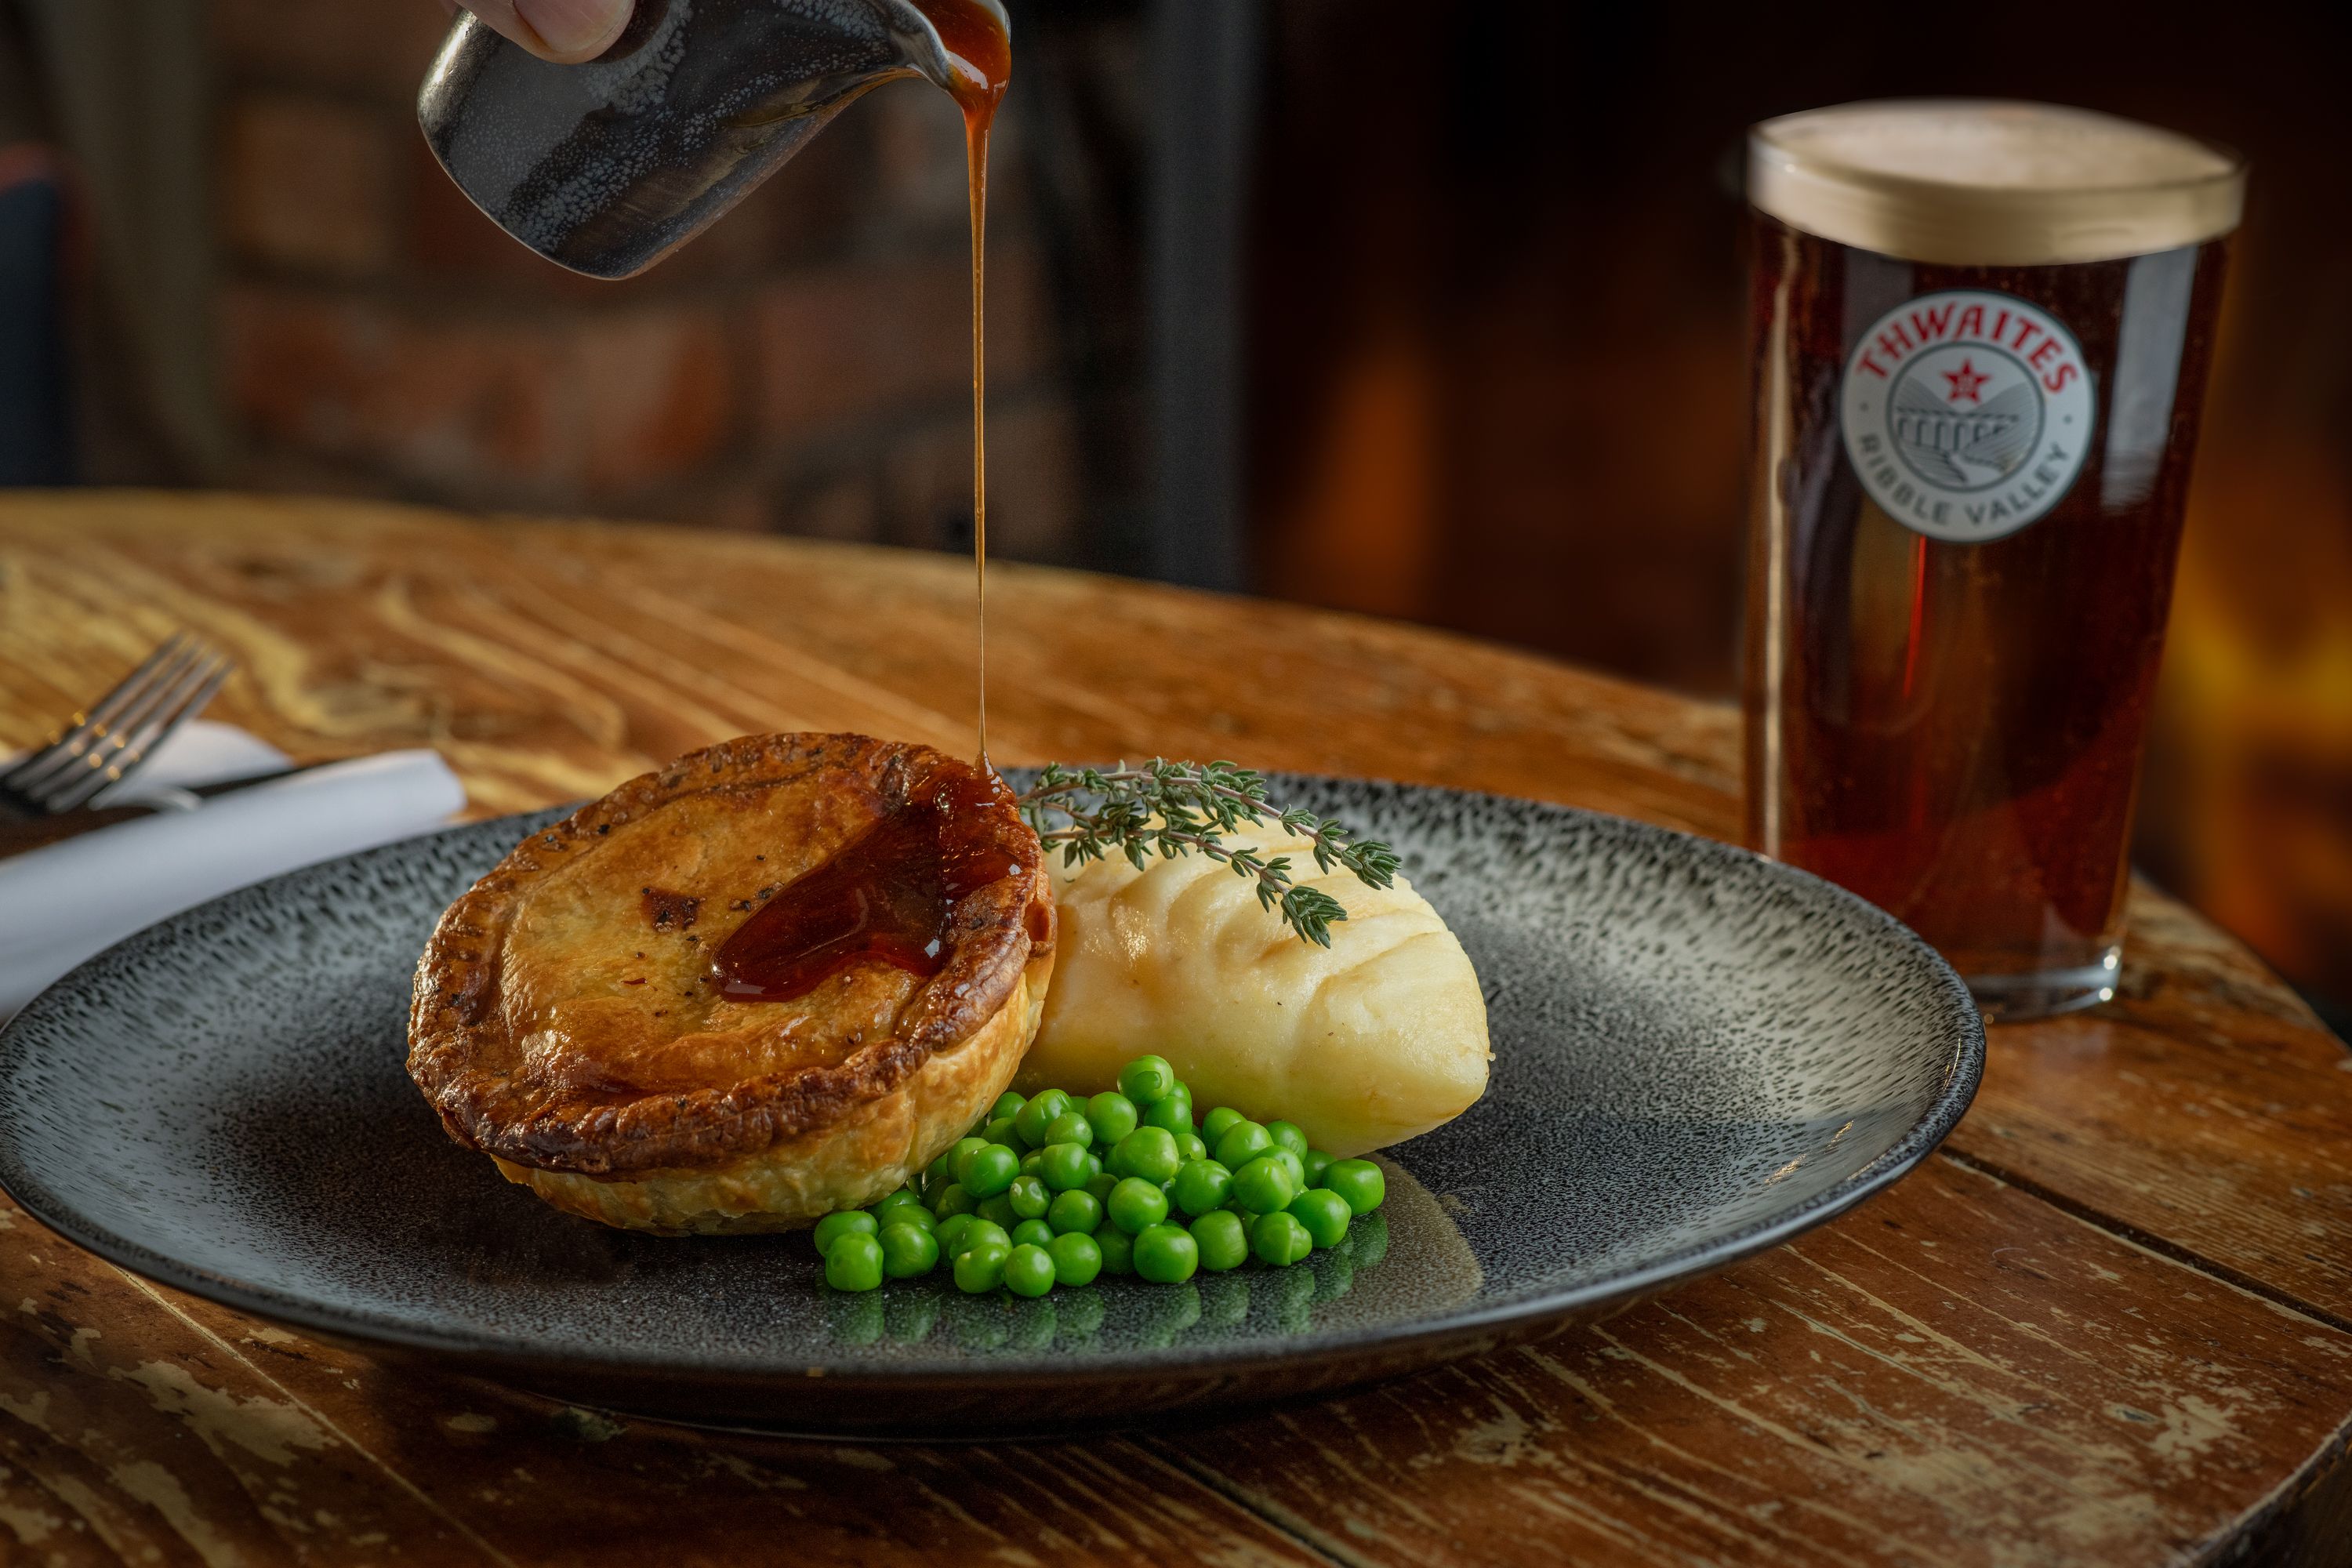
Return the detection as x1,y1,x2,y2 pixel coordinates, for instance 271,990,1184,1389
0,776,1981,1437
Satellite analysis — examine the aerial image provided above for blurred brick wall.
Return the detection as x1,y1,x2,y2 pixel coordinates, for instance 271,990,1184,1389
209,0,1083,560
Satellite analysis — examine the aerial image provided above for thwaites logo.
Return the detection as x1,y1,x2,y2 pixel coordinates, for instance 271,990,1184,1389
1838,289,2096,543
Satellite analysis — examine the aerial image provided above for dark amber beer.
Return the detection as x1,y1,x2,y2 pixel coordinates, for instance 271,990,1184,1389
1744,101,2245,1018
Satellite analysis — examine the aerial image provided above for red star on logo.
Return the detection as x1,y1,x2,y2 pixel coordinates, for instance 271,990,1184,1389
1943,358,1990,403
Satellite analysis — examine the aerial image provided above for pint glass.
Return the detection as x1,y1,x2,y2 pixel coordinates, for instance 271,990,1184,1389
1743,101,2245,1018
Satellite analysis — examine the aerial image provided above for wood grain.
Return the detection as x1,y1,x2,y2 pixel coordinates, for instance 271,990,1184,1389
1,492,2348,1566
0,493,1741,833
0,1192,1325,1568
1153,1159,2352,1566
1948,889,2352,1327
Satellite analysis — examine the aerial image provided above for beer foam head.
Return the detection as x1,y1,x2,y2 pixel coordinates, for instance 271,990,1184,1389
1749,100,2244,265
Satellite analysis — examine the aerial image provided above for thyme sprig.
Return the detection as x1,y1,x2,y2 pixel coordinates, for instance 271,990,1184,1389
1017,760,1401,947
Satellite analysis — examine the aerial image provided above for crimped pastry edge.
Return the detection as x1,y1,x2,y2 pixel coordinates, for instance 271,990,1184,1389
407,732,1051,1185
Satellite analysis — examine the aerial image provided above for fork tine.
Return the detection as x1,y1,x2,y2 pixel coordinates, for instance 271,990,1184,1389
110,655,234,781
85,631,197,732
40,650,233,812
26,644,214,805
0,631,190,784
2,633,199,790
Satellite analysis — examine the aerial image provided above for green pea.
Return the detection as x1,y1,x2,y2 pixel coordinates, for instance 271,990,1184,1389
1085,1091,1139,1145
1142,1091,1193,1135
1200,1105,1245,1145
875,1192,934,1229
1175,1131,1208,1163
1006,1174,1050,1220
954,1240,1010,1293
975,1193,1019,1229
1015,1089,1073,1148
813,1210,877,1254
1289,1188,1352,1250
1134,1222,1199,1284
1189,1209,1250,1272
1084,1150,1105,1180
1095,1225,1135,1275
873,1185,926,1215
963,1143,1020,1199
1267,1120,1309,1159
879,1221,941,1278
1048,1231,1102,1287
1084,1171,1120,1203
824,1232,885,1291
936,1213,976,1254
991,1091,1028,1122
957,1218,1011,1257
1301,1148,1335,1189
1232,1154,1298,1215
1011,1217,1054,1250
1038,1142,1092,1192
1043,1110,1094,1149
1171,1158,1234,1218
1214,1121,1273,1169
1269,1147,1306,1191
935,1182,978,1219
1109,1176,1171,1235
1119,1055,1177,1105
1323,1159,1386,1215
1003,1243,1057,1298
942,1137,989,1185
920,1164,955,1204
1019,1147,1046,1176
1109,1127,1181,1184
1251,1210,1312,1267
1047,1189,1102,1235
983,1115,1022,1149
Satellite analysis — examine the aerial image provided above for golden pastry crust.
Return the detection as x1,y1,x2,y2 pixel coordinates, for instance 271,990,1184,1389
407,733,1054,1233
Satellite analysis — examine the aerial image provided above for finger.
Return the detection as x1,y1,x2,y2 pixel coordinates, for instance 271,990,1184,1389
452,0,632,64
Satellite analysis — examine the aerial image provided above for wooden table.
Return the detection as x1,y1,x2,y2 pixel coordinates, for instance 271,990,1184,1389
3,492,2349,1567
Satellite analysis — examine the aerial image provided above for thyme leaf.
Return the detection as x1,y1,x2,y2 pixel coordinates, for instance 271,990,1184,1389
1016,760,1399,947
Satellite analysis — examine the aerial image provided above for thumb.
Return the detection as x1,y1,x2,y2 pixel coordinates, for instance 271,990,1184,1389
455,0,633,64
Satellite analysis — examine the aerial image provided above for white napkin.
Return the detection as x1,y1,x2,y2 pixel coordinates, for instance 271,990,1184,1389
0,722,468,1019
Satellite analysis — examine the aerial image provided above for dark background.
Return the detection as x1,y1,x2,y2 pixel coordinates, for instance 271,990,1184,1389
1,0,2347,1019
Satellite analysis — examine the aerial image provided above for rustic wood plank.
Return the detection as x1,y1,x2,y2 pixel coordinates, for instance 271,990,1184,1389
0,493,1742,834
2,492,2351,1564
1948,892,2352,1328
0,1193,1332,1568
1152,1156,2352,1567
9,495,2346,1327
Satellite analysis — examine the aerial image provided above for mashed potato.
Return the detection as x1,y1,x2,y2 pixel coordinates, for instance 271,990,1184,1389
1022,829,1490,1157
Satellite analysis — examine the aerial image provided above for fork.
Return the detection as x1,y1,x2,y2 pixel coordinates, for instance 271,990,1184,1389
0,634,236,819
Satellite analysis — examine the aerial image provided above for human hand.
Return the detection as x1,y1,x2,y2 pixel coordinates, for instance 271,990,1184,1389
437,0,634,64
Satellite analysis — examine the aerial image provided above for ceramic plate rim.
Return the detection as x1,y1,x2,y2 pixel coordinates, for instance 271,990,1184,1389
0,779,1986,1388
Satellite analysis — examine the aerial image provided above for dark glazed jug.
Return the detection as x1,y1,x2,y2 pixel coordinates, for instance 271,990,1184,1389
418,0,973,279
